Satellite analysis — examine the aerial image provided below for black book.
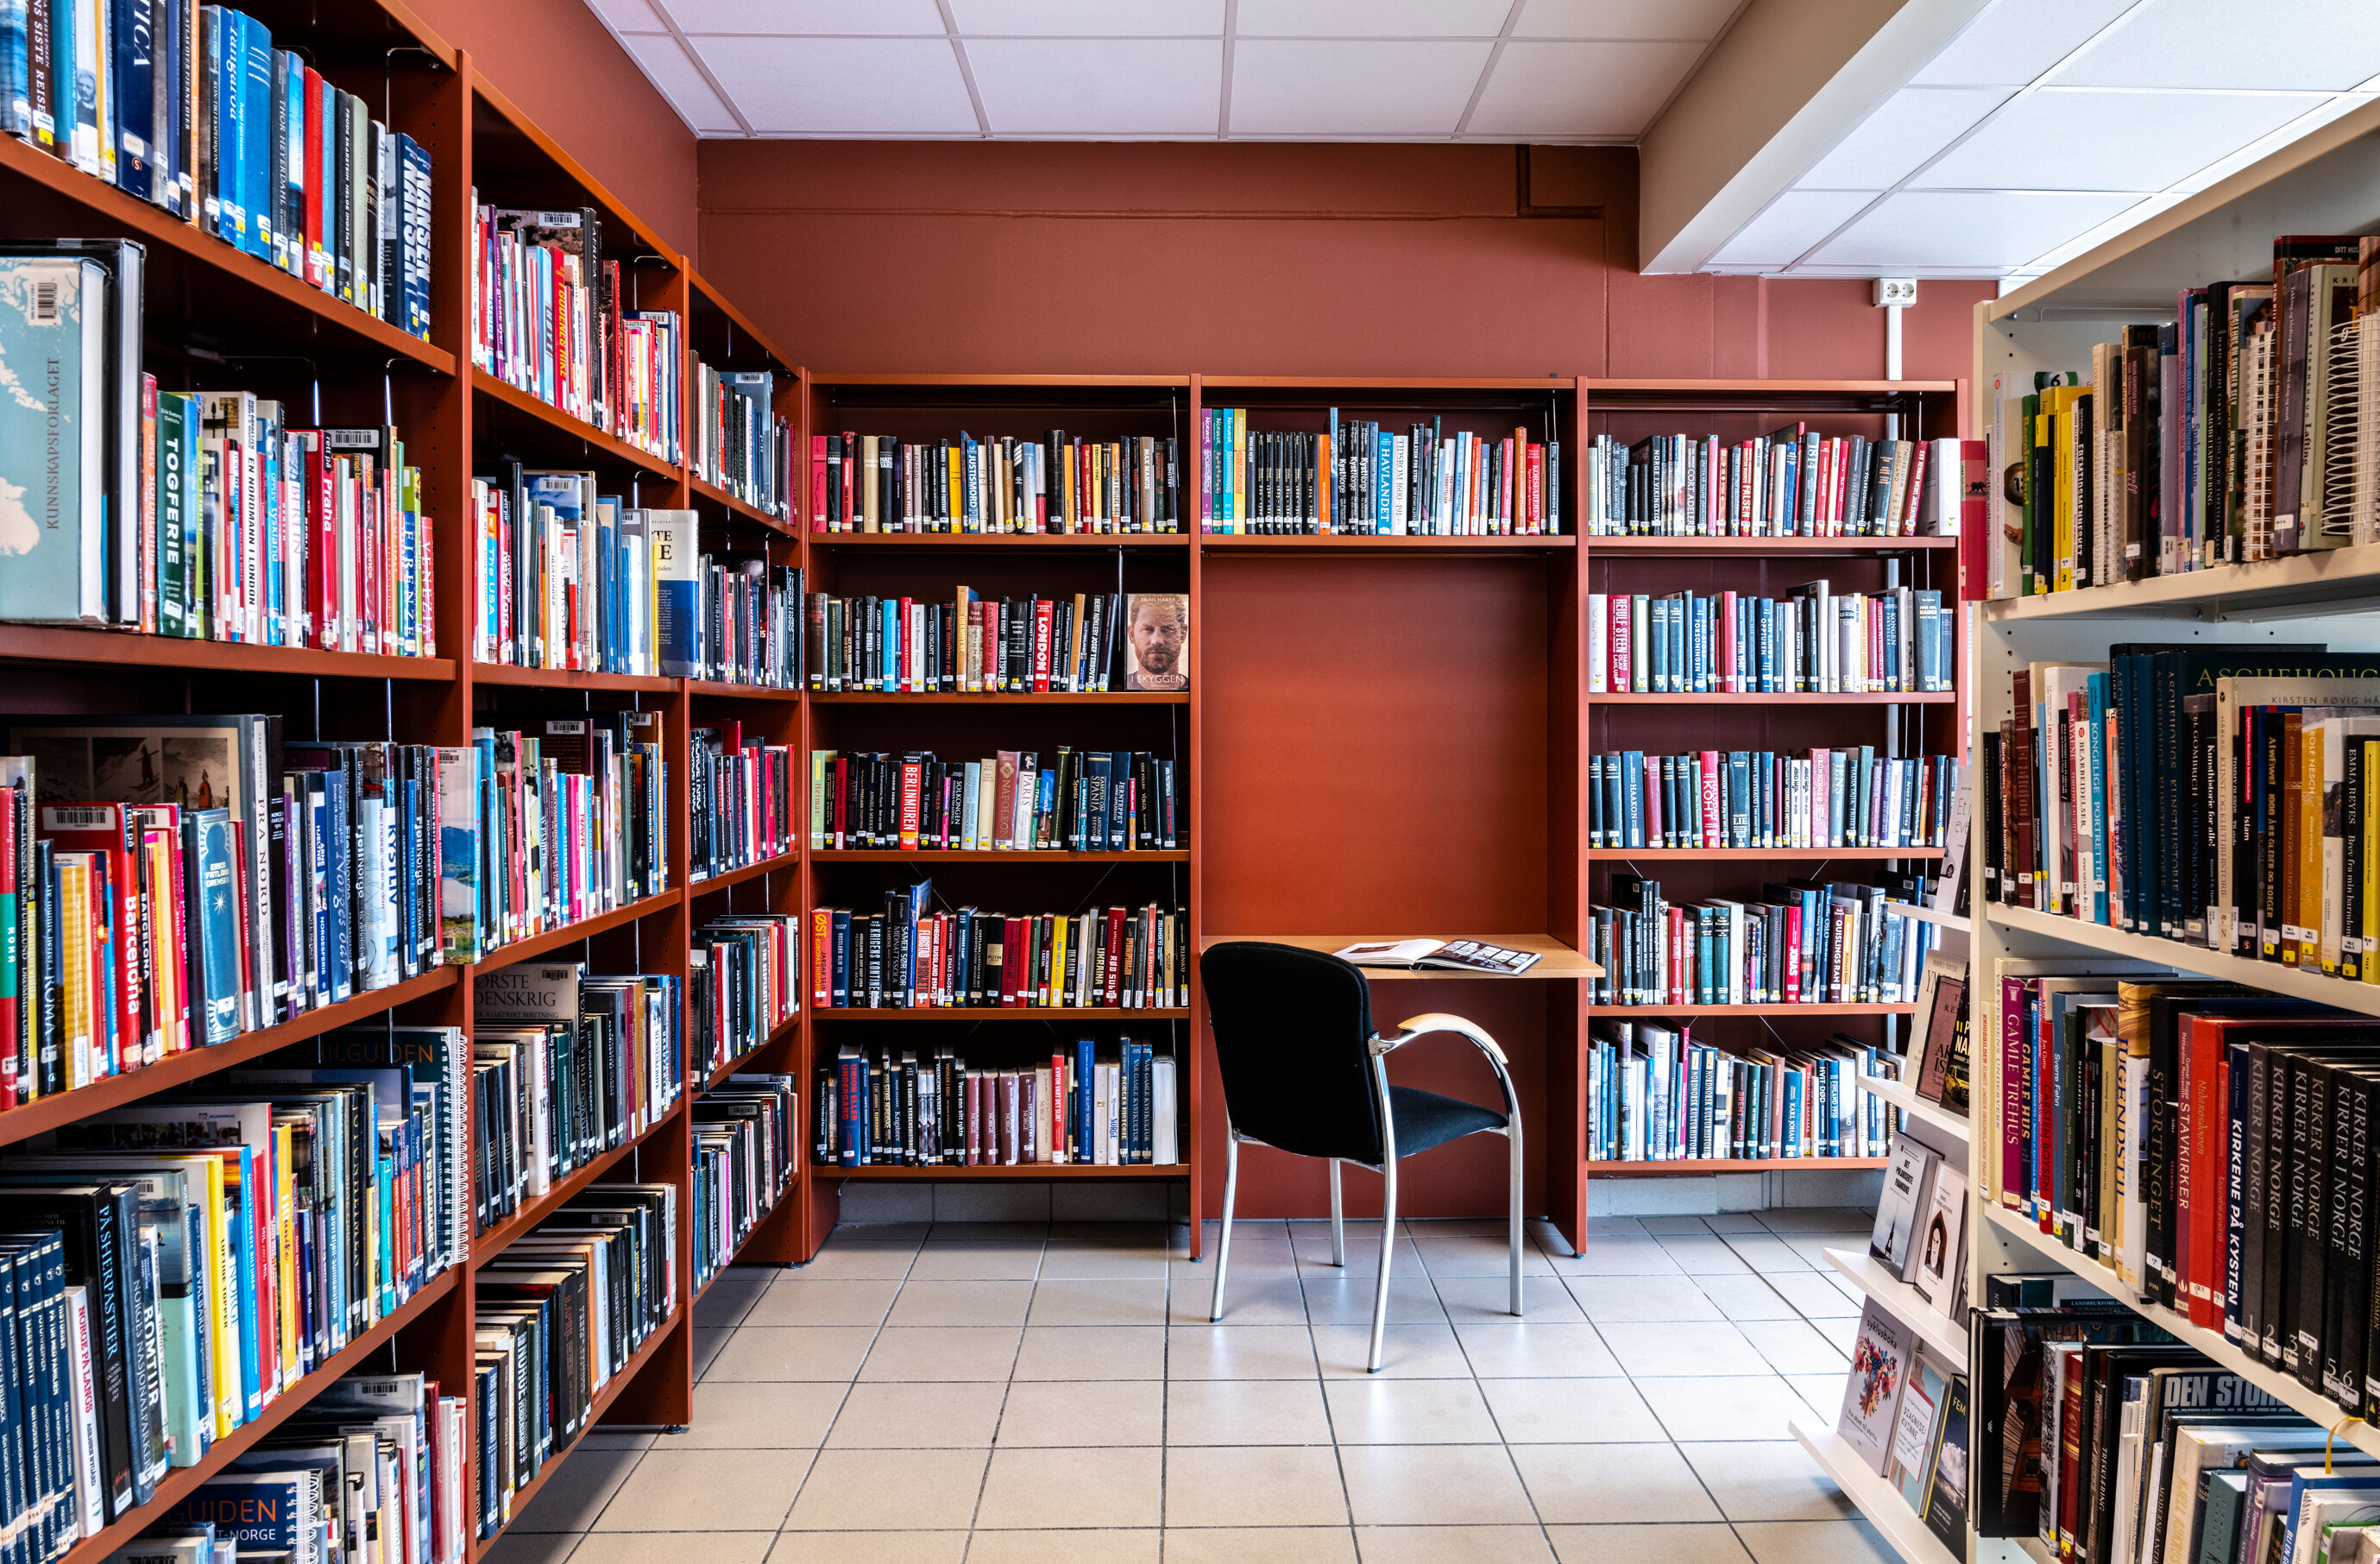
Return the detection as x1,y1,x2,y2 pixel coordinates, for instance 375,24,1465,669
0,1182,143,1518
2325,1065,2377,1406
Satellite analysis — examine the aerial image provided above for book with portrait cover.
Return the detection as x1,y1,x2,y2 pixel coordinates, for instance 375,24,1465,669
1122,593,1187,691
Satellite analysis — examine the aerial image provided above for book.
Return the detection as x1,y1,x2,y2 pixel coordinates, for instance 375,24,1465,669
810,427,1179,535
1590,746,1959,853
1198,410,1555,536
1588,1019,1888,1162
811,745,1175,854
1586,584,1951,696
812,1039,1176,1167
1912,1164,1967,1311
806,586,1130,696
1121,593,1188,691
1840,1297,1914,1473
1873,1132,1941,1281
688,361,791,520
812,896,1186,1012
475,205,670,455
1585,427,1940,538
0,255,108,624
1334,938,1542,974
1587,875,1944,1008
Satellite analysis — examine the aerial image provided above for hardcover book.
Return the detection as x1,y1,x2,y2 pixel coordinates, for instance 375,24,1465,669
1839,1297,1912,1474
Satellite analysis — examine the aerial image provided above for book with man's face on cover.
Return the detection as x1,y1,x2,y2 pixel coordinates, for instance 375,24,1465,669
1123,594,1187,691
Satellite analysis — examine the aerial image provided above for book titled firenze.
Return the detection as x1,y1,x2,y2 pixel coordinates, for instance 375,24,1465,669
1199,407,1558,535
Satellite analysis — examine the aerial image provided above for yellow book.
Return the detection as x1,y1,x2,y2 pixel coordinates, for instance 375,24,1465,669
57,856,91,1089
2302,722,2326,969
2043,386,2081,593
945,445,962,533
1048,917,1067,1008
858,435,878,531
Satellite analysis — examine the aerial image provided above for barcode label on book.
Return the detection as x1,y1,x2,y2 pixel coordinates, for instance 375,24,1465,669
41,806,111,829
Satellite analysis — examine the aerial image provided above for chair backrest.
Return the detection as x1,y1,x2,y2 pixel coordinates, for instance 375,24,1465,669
1199,941,1386,1164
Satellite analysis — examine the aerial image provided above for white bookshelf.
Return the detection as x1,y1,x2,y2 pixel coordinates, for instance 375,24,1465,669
1857,1071,1970,1145
1789,1416,1963,1564
1824,1247,1968,1373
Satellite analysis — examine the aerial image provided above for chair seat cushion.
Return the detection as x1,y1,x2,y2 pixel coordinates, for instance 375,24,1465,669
1386,1085,1507,1157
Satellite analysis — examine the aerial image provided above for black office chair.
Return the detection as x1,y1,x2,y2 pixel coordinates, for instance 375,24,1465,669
1199,940,1524,1372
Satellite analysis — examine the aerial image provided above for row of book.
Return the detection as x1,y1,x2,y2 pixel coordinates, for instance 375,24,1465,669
471,205,681,464
1590,747,1961,853
689,725,791,882
809,892,1188,1011
810,432,1183,534
1981,650,2380,968
0,1030,469,1546
1586,875,1944,1008
467,716,670,959
1586,584,1953,696
1587,1019,1898,1162
475,1184,676,1539
142,1369,467,1564
816,1039,1180,1167
808,747,1179,854
470,476,804,686
690,917,799,1081
1195,410,1560,536
688,359,791,521
1982,234,2380,594
804,589,1170,696
1868,1128,1971,1312
1834,1298,1971,1555
470,964,681,1238
1582,429,1965,538
1,11,432,338
692,1074,799,1288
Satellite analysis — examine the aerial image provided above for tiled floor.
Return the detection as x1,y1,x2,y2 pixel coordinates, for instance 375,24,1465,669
488,1208,1896,1564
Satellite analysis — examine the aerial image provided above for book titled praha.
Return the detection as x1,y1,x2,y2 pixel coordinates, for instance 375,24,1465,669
1333,938,1543,974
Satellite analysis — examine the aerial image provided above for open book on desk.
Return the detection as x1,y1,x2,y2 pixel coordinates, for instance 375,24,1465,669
1333,938,1543,974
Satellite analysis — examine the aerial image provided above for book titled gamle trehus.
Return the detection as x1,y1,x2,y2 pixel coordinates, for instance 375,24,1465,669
1334,939,1542,974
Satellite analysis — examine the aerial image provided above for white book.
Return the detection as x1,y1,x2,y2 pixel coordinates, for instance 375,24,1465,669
1586,595,1608,693
1872,1132,1938,1281
1837,1298,1911,1474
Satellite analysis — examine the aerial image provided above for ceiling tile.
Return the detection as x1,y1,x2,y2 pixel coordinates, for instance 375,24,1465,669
1229,40,1491,136
1911,87,2327,191
1514,0,1742,41
690,35,979,133
1706,191,1876,267
1908,0,2135,86
1464,39,1705,137
967,39,1222,135
2050,0,2380,89
588,0,669,33
622,34,740,132
662,0,945,34
1236,0,1512,36
946,0,1225,35
1804,189,2148,268
1799,85,2009,188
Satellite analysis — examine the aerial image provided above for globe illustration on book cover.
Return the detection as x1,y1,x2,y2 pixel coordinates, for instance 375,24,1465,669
1849,1332,1900,1418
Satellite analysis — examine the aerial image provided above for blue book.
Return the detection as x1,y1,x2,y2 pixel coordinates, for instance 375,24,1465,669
111,0,152,199
1075,1037,1094,1160
0,0,27,139
2086,670,2110,924
240,14,272,261
1620,751,1644,848
1373,430,1392,534
183,808,242,1044
163,1470,316,1552
399,134,431,337
0,256,107,622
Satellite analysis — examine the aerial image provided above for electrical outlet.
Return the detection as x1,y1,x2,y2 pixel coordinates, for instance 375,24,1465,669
1873,277,1917,308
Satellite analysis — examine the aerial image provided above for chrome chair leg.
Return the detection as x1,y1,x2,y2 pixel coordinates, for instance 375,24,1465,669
1329,1159,1344,1267
1508,1120,1526,1318
1369,1154,1397,1372
1211,1130,1239,1322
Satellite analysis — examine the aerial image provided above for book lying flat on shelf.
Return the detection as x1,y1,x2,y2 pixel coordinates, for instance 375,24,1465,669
1334,939,1542,974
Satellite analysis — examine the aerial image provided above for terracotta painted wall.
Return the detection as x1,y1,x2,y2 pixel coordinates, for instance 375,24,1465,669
411,0,698,257
695,142,1989,380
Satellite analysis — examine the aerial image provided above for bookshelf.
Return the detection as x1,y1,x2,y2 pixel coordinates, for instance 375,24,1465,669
0,12,809,1556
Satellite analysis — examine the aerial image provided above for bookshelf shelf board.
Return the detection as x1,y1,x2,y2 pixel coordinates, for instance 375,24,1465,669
690,853,801,892
1882,899,1969,934
482,891,685,968
1197,933,1599,981
469,1306,687,1561
470,370,683,480
1584,1003,1916,1017
471,663,681,694
684,269,796,375
806,532,1191,548
473,1098,689,1265
1586,536,1956,555
1588,691,1954,705
704,1017,800,1090
1588,1157,1888,1175
815,1006,1192,1020
1981,905,2380,1018
1200,534,1576,552
1857,1073,1968,1145
810,691,1189,705
0,625,456,679
1980,541,2380,623
60,1267,458,1564
1585,378,1959,397
824,1163,1187,1179
683,680,801,701
688,475,795,534
0,137,457,375
1587,848,1944,861
0,964,462,1151
812,848,1189,863
1976,1204,2380,1462
1786,1417,1961,1564
813,373,1194,389
1823,1246,1968,1372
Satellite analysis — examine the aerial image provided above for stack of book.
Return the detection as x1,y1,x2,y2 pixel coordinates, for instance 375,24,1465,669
1588,583,1952,695
692,1072,798,1287
804,588,1141,695
469,964,683,1238
691,915,800,1078
689,360,791,521
1983,235,2380,593
690,724,792,880
1590,1022,1892,1161
474,1183,676,1539
809,746,1177,853
465,716,670,956
1197,409,1558,536
810,889,1187,1011
0,13,433,339
816,1038,1179,1167
810,431,1181,534
1587,875,1942,1008
1584,428,1961,538
471,205,680,462
1590,747,1960,852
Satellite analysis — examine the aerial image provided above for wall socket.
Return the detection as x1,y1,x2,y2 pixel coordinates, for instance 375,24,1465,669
1873,277,1917,307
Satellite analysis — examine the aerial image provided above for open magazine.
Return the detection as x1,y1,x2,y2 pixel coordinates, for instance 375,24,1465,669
1333,938,1543,974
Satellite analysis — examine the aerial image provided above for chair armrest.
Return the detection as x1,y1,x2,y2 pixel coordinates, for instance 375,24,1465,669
1391,1012,1510,1069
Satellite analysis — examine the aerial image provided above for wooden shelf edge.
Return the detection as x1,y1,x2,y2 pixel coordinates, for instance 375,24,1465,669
809,691,1188,704
806,531,1189,547
1822,1246,1968,1372
1588,691,1955,705
814,1007,1191,1020
702,1015,799,1091
0,626,455,679
1587,848,1945,861
1586,536,1956,552
692,1176,799,1305
683,679,801,700
1984,905,2380,1018
1584,1004,1916,1016
0,966,461,1151
687,474,796,533
480,892,684,968
689,853,800,892
470,370,682,478
472,1098,688,1265
1199,534,1574,550
470,662,680,693
1981,540,2380,621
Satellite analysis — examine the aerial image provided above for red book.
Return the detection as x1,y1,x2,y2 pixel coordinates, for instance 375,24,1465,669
1000,920,1022,1007
303,69,324,286
1102,909,1126,1006
1900,441,1930,534
40,804,144,1072
1717,593,1736,692
839,429,857,528
898,762,922,851
831,756,847,847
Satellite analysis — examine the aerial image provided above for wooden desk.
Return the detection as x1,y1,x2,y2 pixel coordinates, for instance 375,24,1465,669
1199,933,1601,981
